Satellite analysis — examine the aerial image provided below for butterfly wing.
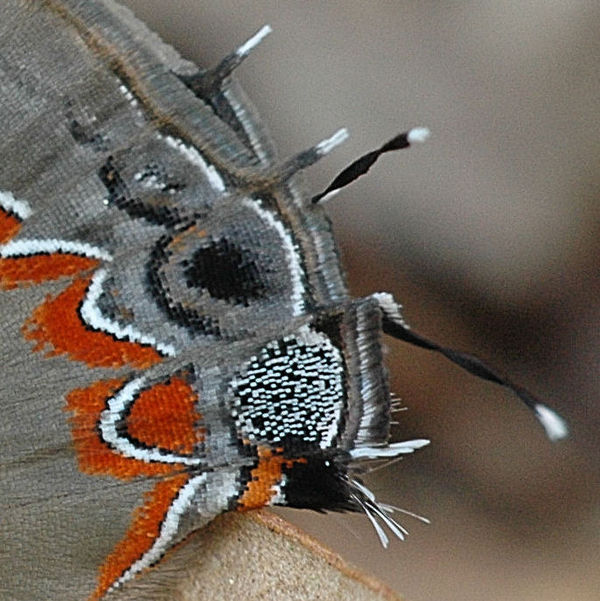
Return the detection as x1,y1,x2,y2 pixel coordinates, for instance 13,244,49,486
0,1,351,600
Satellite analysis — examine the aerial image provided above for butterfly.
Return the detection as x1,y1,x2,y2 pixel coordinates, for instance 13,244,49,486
0,2,567,600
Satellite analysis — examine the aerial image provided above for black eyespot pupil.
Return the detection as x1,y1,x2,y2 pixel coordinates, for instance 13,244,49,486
184,239,266,305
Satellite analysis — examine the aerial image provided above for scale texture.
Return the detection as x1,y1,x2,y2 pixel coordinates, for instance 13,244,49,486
0,1,406,599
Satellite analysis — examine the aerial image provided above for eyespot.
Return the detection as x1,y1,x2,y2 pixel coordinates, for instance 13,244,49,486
183,237,267,305
146,197,307,339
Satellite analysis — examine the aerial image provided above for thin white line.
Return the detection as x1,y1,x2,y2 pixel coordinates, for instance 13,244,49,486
110,473,208,592
0,190,32,219
241,198,305,315
163,135,226,193
0,238,112,261
99,377,202,466
80,269,176,357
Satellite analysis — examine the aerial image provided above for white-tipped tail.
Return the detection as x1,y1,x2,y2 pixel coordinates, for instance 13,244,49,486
350,438,430,460
534,404,568,441
236,25,272,57
316,128,349,156
407,126,430,144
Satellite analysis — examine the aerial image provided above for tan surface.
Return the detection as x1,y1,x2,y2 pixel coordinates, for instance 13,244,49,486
115,511,403,601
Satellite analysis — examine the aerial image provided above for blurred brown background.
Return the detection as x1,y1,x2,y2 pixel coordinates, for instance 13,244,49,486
122,2,599,600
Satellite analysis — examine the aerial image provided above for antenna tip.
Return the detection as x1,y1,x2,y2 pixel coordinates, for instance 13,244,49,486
407,126,431,144
534,403,568,441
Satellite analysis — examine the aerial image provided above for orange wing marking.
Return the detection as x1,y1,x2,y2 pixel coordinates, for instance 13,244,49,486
126,376,205,455
0,208,22,244
92,473,191,601
66,379,177,478
66,378,208,600
24,276,162,369
2,200,211,598
0,253,99,288
237,447,306,510
0,193,31,242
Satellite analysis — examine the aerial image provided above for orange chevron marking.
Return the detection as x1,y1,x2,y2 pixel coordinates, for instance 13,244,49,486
237,447,306,511
2,212,197,599
65,379,179,479
24,276,162,368
0,253,99,289
91,473,190,601
127,377,204,455
0,208,21,243
3,213,197,599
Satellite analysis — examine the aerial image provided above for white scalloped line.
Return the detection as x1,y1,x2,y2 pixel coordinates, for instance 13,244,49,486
0,217,174,359
0,190,32,220
99,376,201,466
162,134,226,193
241,197,305,316
0,238,113,261
108,472,208,593
80,268,176,357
